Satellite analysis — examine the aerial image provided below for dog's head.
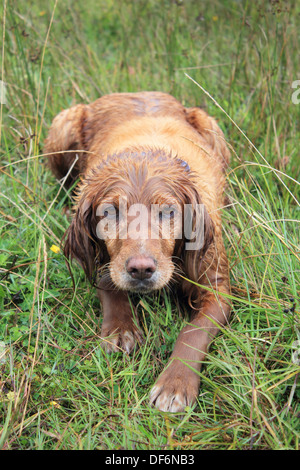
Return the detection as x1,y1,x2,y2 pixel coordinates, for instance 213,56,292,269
64,149,214,293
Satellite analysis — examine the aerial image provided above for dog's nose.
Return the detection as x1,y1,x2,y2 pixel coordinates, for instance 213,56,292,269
126,256,157,280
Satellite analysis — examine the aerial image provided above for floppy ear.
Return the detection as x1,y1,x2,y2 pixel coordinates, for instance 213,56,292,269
44,104,87,188
185,107,230,170
183,203,214,284
63,197,107,282
174,184,214,291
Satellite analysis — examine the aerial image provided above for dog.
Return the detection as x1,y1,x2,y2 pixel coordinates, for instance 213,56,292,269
45,91,231,412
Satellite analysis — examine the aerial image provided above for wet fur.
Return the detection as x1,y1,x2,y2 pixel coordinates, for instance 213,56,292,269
45,92,231,412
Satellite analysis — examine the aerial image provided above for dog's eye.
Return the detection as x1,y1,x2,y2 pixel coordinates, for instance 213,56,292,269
103,205,119,220
159,206,176,221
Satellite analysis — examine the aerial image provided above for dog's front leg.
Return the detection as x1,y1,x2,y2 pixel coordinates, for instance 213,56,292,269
150,286,230,412
98,287,143,354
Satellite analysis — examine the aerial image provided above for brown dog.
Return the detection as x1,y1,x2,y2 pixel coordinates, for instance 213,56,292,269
45,92,231,412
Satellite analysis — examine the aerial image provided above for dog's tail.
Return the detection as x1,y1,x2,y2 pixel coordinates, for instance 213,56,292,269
44,104,87,188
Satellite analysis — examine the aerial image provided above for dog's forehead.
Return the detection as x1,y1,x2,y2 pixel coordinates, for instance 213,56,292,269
101,186,179,208
89,149,194,206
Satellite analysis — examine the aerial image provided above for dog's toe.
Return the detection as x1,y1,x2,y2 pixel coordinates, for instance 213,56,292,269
149,364,199,412
150,384,189,412
120,330,141,354
101,326,143,354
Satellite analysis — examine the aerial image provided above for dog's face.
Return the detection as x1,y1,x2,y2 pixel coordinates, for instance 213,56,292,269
97,196,182,293
64,150,214,293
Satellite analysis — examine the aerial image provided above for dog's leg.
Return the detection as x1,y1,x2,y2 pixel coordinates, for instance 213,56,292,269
98,288,143,354
150,284,230,412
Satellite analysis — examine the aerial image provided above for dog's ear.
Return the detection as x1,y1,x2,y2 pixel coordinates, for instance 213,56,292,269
44,104,87,188
175,185,214,290
63,197,106,282
185,107,230,170
183,202,214,284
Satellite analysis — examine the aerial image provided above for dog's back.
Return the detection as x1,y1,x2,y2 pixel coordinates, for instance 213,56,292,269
45,92,229,189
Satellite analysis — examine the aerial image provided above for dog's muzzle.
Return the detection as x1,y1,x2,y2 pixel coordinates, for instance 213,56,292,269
125,255,158,292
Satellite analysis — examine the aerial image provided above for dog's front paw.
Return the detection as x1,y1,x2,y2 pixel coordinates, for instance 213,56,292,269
149,362,200,412
101,322,143,354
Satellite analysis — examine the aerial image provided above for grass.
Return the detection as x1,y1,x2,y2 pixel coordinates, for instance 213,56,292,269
0,0,299,450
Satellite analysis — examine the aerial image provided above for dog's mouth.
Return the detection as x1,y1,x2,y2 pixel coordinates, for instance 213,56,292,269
126,277,158,293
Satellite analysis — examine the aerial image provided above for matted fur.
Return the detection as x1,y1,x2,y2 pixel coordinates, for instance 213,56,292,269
45,91,231,412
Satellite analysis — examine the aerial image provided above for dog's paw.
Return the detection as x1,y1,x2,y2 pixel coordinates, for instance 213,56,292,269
101,323,143,354
149,363,200,412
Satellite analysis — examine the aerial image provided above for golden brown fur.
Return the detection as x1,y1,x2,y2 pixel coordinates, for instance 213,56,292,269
45,91,231,412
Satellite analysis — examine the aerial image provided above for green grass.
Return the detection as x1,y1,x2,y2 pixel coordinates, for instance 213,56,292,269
0,0,299,450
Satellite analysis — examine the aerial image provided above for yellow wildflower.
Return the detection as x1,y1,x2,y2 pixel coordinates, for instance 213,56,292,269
50,400,61,408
